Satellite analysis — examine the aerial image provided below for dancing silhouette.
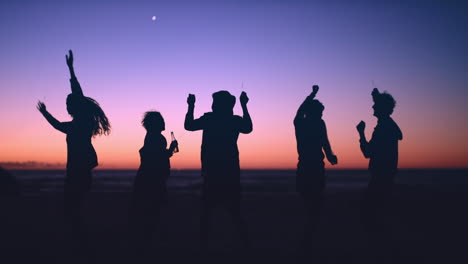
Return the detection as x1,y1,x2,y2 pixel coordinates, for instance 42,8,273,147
357,88,402,260
184,91,252,249
129,111,178,256
294,85,337,247
37,50,110,255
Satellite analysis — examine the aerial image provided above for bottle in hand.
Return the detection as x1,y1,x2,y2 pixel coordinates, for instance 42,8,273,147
171,132,179,153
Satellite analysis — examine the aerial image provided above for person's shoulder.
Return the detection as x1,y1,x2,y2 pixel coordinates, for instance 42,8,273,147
380,118,402,140
158,133,167,143
201,112,213,119
143,133,154,145
294,116,304,127
70,120,91,133
389,118,403,140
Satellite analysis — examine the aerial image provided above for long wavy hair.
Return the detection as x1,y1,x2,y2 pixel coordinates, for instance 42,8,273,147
67,94,111,136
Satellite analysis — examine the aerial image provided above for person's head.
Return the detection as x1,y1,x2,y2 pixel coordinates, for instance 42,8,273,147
212,90,236,115
66,93,82,116
304,99,324,120
142,111,165,133
371,88,396,118
66,93,111,136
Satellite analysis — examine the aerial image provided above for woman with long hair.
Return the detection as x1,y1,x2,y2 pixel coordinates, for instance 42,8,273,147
37,50,110,246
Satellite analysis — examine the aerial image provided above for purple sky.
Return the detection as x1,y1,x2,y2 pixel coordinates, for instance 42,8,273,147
0,0,467,169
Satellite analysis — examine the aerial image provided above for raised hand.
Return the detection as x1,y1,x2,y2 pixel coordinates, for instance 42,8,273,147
187,94,195,106
356,121,366,133
371,88,380,99
312,85,319,95
66,50,74,68
36,101,47,114
240,91,249,106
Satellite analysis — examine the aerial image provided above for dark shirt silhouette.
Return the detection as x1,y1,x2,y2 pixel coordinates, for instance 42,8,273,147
357,88,403,179
184,90,252,248
294,85,337,246
140,133,171,173
294,86,337,171
185,91,252,199
64,119,97,172
134,131,173,202
130,111,178,255
360,117,402,176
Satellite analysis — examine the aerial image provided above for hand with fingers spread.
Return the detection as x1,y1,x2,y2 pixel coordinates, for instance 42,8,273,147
36,101,47,115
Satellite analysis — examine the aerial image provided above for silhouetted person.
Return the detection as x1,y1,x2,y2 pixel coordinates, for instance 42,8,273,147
357,88,402,260
185,91,252,249
37,50,110,254
129,111,178,256
294,85,337,247
0,166,20,196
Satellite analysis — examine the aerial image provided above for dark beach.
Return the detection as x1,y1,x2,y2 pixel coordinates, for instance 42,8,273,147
1,169,467,263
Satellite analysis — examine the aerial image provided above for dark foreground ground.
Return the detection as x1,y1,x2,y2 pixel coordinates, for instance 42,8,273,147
1,176,468,264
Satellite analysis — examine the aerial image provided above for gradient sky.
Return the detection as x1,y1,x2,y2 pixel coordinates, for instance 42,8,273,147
0,0,467,169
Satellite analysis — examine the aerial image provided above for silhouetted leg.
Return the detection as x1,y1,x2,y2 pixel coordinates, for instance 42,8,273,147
64,189,84,236
200,200,213,249
226,194,250,249
64,188,91,262
64,170,91,254
299,169,325,247
361,174,394,262
129,191,162,263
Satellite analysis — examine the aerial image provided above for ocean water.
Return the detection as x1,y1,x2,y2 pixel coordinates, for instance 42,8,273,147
8,169,468,195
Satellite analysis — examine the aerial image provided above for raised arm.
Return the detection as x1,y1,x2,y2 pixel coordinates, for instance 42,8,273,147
239,91,253,134
37,101,69,133
184,94,204,131
66,50,84,97
357,121,371,158
322,122,337,165
294,85,319,124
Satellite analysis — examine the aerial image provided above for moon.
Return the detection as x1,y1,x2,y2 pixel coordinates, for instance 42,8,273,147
152,16,157,21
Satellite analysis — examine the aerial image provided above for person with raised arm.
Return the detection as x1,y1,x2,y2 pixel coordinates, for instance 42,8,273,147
185,90,252,249
37,50,110,250
294,85,337,247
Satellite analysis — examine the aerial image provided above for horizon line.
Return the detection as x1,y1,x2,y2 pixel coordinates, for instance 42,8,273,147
3,167,468,171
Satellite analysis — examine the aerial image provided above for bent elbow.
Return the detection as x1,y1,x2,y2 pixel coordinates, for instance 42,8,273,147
241,125,253,134
184,123,195,131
